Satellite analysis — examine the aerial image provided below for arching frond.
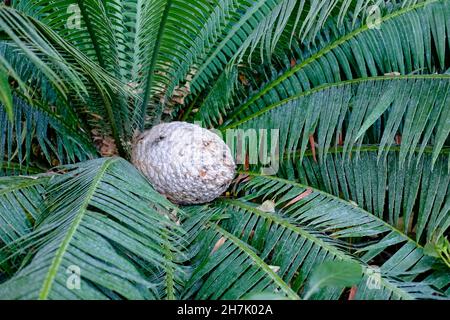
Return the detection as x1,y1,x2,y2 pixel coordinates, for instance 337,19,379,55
0,5,134,154
0,96,97,168
198,0,449,127
182,207,300,300
0,174,47,246
224,76,450,168
0,5,127,100
182,186,448,299
0,158,184,299
0,162,42,177
280,149,450,243
189,0,425,97
228,174,449,299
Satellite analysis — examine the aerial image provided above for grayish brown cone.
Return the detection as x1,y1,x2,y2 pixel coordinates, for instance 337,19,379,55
131,122,236,204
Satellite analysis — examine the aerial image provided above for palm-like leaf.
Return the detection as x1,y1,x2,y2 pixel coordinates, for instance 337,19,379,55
182,176,448,299
200,0,449,126
0,171,47,278
280,149,450,243
0,161,41,176
0,173,47,246
0,95,97,168
0,158,183,299
232,174,448,299
224,76,450,168
0,5,127,102
0,4,134,164
183,211,300,300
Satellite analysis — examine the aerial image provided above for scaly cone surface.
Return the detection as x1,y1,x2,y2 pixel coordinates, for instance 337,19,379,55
132,122,236,204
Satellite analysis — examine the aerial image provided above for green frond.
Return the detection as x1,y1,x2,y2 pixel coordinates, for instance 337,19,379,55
0,5,86,100
13,0,121,76
0,95,97,168
228,174,449,299
0,5,129,100
209,0,449,127
181,205,300,300
225,76,450,168
0,64,13,122
0,174,48,246
194,64,239,126
182,191,447,299
190,0,424,96
280,149,450,243
0,5,134,151
0,158,184,299
0,162,42,177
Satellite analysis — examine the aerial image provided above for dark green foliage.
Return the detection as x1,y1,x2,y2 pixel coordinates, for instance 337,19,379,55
0,0,449,300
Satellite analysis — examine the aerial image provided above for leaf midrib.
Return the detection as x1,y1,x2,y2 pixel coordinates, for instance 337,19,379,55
238,173,450,297
240,172,424,249
223,74,450,130
38,158,116,300
222,193,417,299
0,177,49,196
284,145,450,159
75,0,125,156
211,222,300,300
225,0,439,121
139,0,173,130
222,198,349,260
190,0,270,88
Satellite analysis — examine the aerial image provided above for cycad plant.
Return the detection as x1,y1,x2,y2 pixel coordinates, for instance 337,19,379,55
0,0,449,300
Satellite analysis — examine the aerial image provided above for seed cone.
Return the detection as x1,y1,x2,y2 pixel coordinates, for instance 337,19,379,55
131,122,236,204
